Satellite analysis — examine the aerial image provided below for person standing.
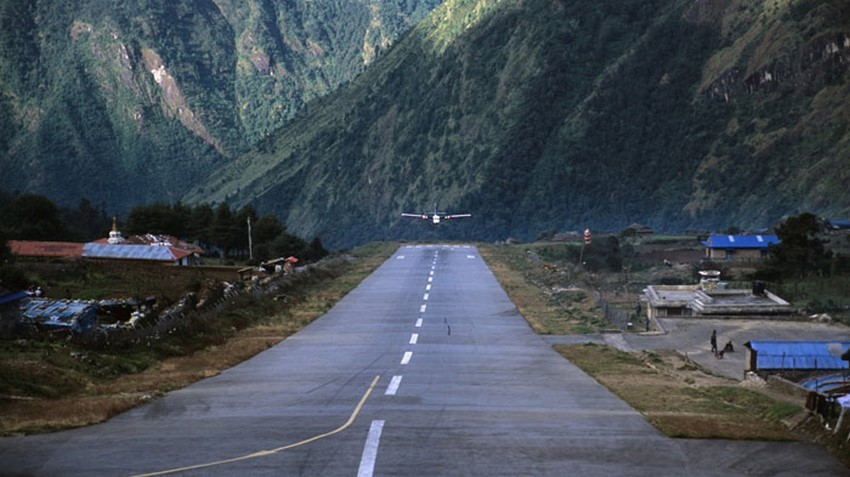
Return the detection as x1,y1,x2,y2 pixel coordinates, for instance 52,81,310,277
710,330,718,354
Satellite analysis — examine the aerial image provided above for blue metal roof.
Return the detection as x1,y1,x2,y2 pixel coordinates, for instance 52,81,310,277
702,234,779,249
83,243,181,261
0,290,29,306
20,298,98,334
746,340,850,370
800,372,850,393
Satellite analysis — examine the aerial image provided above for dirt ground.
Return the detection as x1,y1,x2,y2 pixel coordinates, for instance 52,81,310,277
546,317,850,381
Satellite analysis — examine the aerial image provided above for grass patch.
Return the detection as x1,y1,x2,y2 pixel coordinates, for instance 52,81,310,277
478,243,605,333
556,343,800,441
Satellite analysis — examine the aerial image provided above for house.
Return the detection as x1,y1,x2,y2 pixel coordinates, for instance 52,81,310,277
644,281,793,320
744,340,850,374
82,243,198,266
826,219,850,234
702,234,779,261
93,232,204,255
621,223,654,236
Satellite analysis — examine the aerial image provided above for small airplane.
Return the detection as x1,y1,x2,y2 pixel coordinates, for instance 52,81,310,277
401,204,472,225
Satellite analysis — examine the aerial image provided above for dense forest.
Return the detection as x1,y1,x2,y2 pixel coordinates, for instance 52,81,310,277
0,0,440,213
185,0,850,248
3,0,850,249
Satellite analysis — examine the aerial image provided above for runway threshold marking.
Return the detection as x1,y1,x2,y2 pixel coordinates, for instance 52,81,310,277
357,420,385,477
130,375,382,477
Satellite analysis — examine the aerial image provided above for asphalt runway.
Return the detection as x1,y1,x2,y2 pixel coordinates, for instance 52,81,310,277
1,244,847,476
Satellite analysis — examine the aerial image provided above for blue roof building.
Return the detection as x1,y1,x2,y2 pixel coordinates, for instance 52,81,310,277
702,234,779,261
82,243,196,266
745,340,850,373
827,219,850,232
19,298,98,334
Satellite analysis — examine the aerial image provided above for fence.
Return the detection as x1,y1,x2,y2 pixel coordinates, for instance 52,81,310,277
73,264,312,349
595,292,643,331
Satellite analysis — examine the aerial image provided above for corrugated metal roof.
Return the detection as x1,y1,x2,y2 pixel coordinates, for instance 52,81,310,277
746,340,850,370
800,372,850,393
8,240,84,257
82,243,190,261
92,234,204,253
702,234,779,249
20,298,98,334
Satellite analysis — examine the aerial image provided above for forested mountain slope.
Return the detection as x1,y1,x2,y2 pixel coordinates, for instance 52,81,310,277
0,0,439,211
186,0,850,248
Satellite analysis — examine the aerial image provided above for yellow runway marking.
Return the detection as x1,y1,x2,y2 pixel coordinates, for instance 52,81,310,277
130,375,381,477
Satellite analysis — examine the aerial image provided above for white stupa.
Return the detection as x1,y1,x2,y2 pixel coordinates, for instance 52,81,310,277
107,216,126,244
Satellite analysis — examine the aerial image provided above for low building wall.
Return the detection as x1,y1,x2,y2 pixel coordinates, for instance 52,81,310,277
766,374,811,402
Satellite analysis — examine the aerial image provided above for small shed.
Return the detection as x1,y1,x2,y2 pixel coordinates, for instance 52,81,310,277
744,340,850,373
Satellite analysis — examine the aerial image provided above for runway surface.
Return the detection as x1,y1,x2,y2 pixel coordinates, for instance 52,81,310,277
1,244,847,476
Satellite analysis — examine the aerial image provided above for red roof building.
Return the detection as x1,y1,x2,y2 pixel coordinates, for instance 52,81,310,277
7,240,84,259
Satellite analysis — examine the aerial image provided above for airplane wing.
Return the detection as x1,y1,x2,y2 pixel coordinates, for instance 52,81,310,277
401,213,429,220
443,213,472,220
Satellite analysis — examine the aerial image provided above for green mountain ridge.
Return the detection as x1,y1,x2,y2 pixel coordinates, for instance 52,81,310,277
185,0,850,248
3,0,849,250
0,0,439,212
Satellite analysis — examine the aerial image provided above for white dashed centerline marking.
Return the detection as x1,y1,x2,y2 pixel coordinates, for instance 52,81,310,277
409,333,418,345
415,318,423,328
401,351,413,365
357,420,385,477
420,304,427,313
423,293,429,301
385,376,402,396
426,284,431,291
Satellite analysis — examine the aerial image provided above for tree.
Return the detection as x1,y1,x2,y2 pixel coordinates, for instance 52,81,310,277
767,212,831,279
187,203,215,245
3,193,69,240
63,198,110,241
305,236,329,261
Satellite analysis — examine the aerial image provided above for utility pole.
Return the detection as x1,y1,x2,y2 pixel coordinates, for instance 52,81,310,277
578,228,590,268
247,216,253,261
